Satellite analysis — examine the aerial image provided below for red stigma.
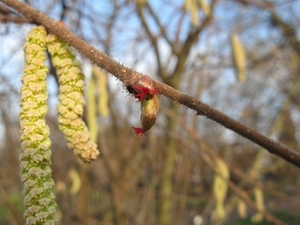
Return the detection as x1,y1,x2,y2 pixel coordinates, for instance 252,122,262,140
132,127,146,136
133,87,158,102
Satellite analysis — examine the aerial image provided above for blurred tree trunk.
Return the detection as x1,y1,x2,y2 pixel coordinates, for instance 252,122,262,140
76,164,90,224
159,104,179,225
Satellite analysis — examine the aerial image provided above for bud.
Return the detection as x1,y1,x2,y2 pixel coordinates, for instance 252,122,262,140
132,94,159,135
131,75,158,101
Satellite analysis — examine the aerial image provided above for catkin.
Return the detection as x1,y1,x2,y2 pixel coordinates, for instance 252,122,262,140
251,187,265,223
46,34,99,163
213,158,229,219
231,34,246,82
20,26,57,225
237,198,247,219
199,0,211,17
87,74,98,142
93,67,109,117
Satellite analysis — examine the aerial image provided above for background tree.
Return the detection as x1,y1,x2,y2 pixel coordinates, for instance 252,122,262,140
0,0,300,224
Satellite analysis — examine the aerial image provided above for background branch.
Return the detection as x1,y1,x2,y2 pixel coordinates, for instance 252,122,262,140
2,0,300,168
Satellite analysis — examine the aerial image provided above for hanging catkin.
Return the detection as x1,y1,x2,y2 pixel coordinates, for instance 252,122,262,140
20,26,58,225
231,34,246,82
46,33,99,162
213,158,229,219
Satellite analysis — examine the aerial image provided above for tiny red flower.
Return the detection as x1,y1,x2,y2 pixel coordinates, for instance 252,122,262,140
132,127,146,136
133,86,158,102
131,75,158,102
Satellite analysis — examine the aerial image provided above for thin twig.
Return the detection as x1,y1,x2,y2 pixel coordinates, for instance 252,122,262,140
1,0,300,168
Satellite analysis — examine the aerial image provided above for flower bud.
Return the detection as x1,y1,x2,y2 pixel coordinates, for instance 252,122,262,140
132,94,159,135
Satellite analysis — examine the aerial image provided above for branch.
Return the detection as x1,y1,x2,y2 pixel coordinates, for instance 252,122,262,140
0,4,29,23
1,0,300,168
271,13,300,56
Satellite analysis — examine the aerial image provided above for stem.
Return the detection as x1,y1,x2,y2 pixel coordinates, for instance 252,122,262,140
2,0,300,168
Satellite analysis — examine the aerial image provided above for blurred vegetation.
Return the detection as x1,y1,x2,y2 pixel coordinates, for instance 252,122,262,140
0,0,300,224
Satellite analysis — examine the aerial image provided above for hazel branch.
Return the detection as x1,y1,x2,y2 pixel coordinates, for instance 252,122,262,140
2,0,300,168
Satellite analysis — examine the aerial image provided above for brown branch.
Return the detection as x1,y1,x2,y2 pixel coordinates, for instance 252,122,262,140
231,0,274,10
0,4,30,23
0,13,29,23
271,13,300,56
1,0,300,168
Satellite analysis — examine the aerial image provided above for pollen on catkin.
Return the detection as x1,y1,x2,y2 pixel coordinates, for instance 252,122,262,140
46,33,99,162
20,26,58,225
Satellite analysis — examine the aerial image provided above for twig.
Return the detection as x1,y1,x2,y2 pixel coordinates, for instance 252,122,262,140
1,0,300,168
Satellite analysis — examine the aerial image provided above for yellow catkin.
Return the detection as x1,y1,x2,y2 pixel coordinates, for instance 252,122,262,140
199,0,211,17
184,0,192,12
68,169,81,195
184,0,199,26
87,74,98,142
251,187,265,223
136,0,147,5
231,34,247,82
237,198,247,219
20,26,58,225
190,1,198,26
213,158,229,219
93,66,109,117
46,33,99,163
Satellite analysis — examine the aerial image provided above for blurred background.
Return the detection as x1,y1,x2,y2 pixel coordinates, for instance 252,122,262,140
0,0,300,224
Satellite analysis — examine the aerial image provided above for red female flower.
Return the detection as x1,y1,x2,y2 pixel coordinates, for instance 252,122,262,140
131,75,158,102
132,91,159,136
130,74,159,136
